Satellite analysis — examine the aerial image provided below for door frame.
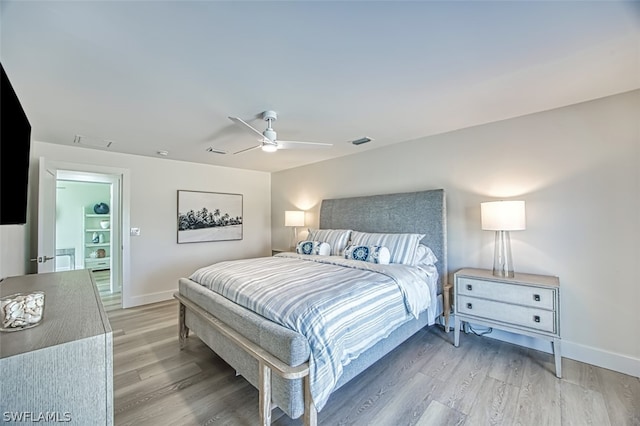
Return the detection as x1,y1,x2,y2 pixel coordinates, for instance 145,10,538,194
37,157,131,307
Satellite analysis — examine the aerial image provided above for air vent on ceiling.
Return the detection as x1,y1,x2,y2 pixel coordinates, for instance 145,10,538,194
206,147,228,155
73,134,113,148
350,137,373,146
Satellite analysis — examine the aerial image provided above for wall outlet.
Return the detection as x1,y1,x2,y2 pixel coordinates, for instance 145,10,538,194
130,227,140,236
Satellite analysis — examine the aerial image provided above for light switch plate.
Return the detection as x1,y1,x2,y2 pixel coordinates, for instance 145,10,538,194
130,227,140,236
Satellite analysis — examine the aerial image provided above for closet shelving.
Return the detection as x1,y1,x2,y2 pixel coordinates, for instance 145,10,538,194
83,209,111,271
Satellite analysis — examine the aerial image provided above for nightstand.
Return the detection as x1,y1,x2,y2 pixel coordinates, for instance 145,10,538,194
453,268,561,378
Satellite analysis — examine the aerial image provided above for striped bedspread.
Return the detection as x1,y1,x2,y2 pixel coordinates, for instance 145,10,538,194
188,253,433,411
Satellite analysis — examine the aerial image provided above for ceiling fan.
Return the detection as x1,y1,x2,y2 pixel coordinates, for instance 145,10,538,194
228,110,332,154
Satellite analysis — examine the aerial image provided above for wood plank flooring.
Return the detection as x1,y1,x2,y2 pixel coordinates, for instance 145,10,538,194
108,300,640,426
93,269,122,311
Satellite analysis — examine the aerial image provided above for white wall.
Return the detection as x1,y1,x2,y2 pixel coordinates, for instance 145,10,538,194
271,90,640,377
27,143,272,307
0,225,29,278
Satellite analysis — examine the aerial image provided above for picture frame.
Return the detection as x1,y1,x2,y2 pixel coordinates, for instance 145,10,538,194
177,190,243,243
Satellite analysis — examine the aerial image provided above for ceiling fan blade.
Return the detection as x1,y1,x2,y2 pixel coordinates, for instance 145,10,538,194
228,116,266,140
233,144,262,155
277,140,333,150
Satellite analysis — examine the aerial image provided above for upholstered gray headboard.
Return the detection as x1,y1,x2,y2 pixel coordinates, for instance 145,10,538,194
319,189,447,292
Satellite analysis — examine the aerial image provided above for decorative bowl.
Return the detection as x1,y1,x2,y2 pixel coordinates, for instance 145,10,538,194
100,220,110,229
93,203,109,214
0,291,45,332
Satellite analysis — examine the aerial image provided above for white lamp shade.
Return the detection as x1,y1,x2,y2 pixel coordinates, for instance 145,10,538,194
481,201,526,231
285,210,305,227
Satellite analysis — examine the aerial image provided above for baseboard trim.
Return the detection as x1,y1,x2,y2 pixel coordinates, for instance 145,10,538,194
461,321,639,378
124,289,175,308
562,340,640,378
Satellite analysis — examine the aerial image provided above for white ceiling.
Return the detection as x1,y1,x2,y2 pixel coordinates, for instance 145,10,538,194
1,1,639,173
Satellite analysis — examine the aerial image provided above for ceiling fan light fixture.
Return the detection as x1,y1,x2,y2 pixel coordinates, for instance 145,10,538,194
261,143,278,153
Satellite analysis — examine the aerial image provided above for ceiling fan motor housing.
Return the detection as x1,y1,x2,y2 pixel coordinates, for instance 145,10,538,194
263,128,277,141
262,111,279,141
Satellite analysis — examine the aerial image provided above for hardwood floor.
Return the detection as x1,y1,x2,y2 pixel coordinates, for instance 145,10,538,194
93,269,121,311
108,300,640,425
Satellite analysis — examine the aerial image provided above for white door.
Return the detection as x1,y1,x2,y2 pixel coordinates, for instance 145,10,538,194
35,158,57,273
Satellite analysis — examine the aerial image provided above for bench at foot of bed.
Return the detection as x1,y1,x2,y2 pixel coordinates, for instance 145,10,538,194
175,292,317,426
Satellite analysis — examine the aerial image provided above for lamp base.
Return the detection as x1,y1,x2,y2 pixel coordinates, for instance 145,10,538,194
493,230,515,278
290,227,298,252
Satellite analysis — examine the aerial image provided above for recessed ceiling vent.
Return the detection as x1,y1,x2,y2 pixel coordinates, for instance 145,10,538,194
206,147,228,155
350,137,373,146
73,134,113,148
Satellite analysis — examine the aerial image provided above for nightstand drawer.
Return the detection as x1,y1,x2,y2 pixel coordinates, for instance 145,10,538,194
456,295,556,333
457,277,555,310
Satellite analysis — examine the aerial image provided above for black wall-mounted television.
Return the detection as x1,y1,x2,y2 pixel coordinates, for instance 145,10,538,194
0,62,32,225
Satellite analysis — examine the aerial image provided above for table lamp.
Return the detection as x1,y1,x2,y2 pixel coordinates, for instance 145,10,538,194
481,200,526,277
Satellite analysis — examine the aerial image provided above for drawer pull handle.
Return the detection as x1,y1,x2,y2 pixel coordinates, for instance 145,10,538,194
466,303,473,309
534,315,541,323
534,294,541,302
466,284,473,291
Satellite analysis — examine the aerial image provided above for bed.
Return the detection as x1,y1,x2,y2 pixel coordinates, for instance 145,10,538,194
174,189,447,425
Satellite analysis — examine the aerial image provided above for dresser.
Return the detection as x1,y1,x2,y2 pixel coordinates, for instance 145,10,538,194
453,268,561,378
0,270,113,424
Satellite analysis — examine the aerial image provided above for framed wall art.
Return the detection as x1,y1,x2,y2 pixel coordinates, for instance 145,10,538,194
177,190,243,243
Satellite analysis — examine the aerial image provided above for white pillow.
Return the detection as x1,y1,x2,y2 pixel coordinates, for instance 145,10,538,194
414,244,438,267
350,231,425,265
296,240,331,256
307,228,352,256
344,245,390,264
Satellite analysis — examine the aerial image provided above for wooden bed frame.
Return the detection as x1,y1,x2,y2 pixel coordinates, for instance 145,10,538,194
175,189,447,425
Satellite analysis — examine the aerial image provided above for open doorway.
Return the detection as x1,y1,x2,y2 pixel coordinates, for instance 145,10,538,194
55,178,120,309
37,157,126,309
